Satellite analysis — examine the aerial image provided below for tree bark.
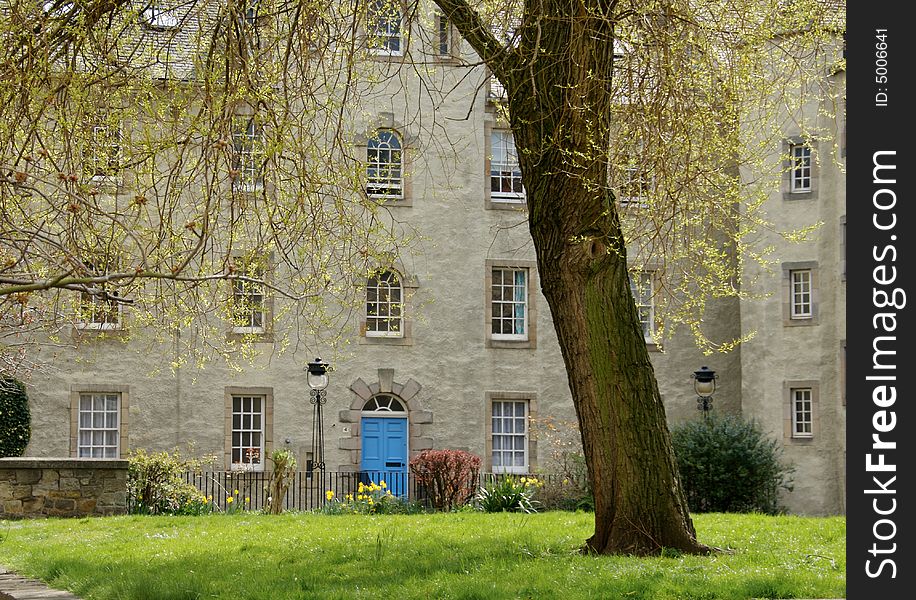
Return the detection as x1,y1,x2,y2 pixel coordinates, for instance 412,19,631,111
437,0,709,555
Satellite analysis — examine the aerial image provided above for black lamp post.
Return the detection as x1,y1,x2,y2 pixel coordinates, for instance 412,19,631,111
306,356,330,475
691,366,717,418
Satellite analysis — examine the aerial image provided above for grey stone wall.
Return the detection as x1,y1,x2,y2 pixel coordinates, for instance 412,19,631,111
0,458,128,519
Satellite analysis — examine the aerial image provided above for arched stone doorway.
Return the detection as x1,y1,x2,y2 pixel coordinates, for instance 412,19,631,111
339,369,432,495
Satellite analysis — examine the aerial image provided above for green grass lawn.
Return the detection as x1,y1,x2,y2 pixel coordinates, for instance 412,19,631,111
0,512,844,600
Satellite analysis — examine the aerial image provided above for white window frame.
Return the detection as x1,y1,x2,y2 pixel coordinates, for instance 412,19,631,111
77,392,121,458
490,130,525,202
790,269,812,319
367,0,402,56
491,399,529,474
78,292,122,331
231,263,267,334
630,270,655,341
491,267,528,341
790,144,812,193
231,394,266,471
232,115,264,191
142,3,179,30
367,129,404,200
791,388,813,438
366,270,404,338
618,160,653,207
86,115,121,181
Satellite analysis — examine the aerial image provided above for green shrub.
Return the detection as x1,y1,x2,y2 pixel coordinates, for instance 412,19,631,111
127,448,216,515
671,414,794,514
410,449,481,511
476,475,540,513
0,378,31,457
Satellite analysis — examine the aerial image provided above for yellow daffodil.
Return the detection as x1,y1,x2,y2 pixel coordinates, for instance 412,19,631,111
326,490,335,501
226,496,234,504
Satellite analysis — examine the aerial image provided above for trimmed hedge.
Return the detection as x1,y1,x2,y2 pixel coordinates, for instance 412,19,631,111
0,378,31,457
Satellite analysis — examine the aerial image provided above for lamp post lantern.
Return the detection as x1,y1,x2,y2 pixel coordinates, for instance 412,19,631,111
306,357,330,474
691,366,717,418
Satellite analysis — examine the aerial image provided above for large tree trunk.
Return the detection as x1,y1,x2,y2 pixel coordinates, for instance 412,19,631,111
505,5,708,557
527,179,708,556
437,0,709,555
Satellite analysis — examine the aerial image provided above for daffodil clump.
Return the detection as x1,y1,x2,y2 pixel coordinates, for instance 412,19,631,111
319,480,421,515
476,475,542,513
221,489,253,514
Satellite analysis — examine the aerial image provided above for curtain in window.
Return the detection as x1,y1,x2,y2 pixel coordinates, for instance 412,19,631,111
513,270,526,334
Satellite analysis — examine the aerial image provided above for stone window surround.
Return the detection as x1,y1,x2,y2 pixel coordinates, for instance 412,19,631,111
433,12,460,62
229,104,268,194
484,391,538,473
782,260,819,326
227,252,275,343
484,121,526,210
224,386,274,471
358,263,419,346
339,369,432,471
355,113,416,207
783,380,819,443
69,384,130,459
782,136,819,201
485,259,538,349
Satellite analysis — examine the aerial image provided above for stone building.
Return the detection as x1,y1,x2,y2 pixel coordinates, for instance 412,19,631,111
10,2,845,514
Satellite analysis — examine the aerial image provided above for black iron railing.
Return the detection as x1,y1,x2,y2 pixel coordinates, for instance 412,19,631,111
176,470,588,513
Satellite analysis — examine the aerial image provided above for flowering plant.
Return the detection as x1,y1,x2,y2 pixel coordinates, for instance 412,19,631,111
476,475,542,513
319,480,421,515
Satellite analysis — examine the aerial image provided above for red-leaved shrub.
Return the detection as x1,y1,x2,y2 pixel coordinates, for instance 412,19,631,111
409,449,481,511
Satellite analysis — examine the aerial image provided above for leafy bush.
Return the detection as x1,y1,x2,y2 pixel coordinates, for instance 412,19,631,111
672,414,794,515
0,378,30,457
320,480,424,515
410,449,481,511
127,448,216,515
476,475,541,513
529,416,593,511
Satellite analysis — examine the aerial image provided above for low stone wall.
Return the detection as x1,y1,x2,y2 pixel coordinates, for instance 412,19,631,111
0,458,129,519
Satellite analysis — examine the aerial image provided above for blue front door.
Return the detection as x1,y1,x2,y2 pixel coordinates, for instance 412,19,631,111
360,417,408,497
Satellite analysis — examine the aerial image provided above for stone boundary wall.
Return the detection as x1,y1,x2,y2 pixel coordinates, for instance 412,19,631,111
0,458,128,519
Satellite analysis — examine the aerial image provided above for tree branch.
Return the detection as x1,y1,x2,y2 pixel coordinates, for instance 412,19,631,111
431,0,520,82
